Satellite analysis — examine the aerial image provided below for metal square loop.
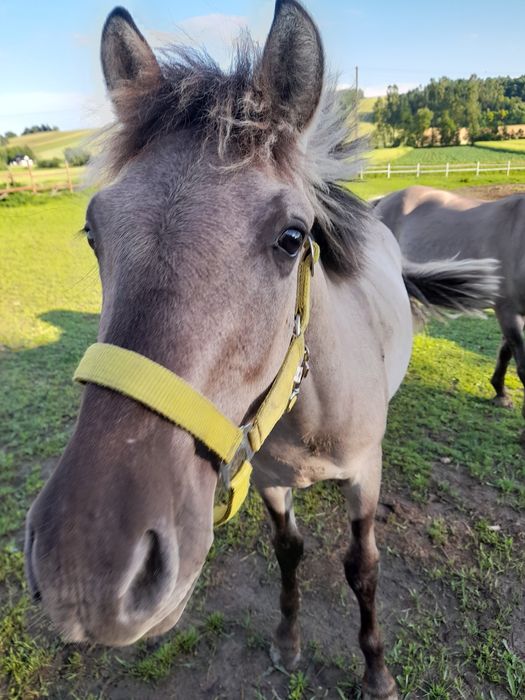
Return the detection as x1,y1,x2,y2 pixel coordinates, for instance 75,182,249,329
219,424,254,489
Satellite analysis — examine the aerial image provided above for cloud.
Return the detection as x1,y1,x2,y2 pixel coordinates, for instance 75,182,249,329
363,82,419,97
147,14,254,61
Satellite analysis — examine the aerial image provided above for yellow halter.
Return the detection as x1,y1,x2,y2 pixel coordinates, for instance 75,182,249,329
74,239,320,526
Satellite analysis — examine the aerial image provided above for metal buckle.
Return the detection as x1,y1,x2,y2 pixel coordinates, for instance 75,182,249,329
287,345,310,410
219,424,254,489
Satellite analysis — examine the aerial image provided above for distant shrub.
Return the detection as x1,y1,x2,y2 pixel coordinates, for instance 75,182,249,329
4,131,17,139
37,157,62,169
64,147,90,167
3,145,36,163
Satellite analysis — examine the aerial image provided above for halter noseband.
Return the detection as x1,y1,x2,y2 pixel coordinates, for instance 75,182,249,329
74,239,320,526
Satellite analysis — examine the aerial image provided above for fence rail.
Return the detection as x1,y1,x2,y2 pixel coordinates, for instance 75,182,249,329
0,163,80,196
361,160,525,179
2,160,525,195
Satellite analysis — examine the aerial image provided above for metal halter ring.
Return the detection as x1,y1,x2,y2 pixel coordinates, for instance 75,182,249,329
219,424,254,489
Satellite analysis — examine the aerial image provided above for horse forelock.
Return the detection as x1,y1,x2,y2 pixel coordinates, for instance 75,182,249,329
90,33,369,276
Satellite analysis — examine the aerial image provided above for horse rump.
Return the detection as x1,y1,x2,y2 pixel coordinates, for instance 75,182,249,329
402,257,500,318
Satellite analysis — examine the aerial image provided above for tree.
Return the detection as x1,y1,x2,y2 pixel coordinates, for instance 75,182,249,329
372,97,389,147
413,107,433,146
438,110,458,145
4,131,16,139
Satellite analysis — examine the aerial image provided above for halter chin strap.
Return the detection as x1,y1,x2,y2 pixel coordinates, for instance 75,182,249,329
74,239,320,526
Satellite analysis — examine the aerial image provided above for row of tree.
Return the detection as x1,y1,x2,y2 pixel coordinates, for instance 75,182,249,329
373,75,525,147
21,124,59,135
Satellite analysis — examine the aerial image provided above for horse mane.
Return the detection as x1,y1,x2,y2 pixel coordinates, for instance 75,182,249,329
93,35,370,276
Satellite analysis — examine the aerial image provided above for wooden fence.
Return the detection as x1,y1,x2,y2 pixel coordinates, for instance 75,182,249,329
361,160,525,179
2,160,525,196
0,163,79,196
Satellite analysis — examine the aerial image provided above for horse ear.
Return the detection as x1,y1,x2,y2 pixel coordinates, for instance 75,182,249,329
261,0,324,131
101,7,161,92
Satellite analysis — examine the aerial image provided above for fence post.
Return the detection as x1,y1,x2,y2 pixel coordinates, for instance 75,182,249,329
387,162,391,179
445,162,449,178
27,163,36,193
476,161,480,176
64,159,73,192
416,163,420,178
7,164,15,187
507,160,511,177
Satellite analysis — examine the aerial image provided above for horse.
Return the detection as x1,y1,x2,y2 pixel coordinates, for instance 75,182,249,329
25,4,499,698
374,185,525,414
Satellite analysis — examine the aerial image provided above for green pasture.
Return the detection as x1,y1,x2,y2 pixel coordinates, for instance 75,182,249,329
348,169,525,200
368,143,525,167
0,191,524,699
475,140,525,154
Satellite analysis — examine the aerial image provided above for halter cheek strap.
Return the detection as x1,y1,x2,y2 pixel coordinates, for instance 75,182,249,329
74,239,320,526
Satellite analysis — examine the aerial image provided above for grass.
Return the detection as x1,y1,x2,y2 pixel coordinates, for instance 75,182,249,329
367,144,525,167
394,145,525,165
348,169,525,200
0,188,524,698
475,140,525,154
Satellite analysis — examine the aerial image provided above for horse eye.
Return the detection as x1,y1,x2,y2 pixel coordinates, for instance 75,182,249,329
276,229,304,257
84,224,96,252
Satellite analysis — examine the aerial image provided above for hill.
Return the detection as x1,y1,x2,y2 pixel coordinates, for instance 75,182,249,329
6,129,94,161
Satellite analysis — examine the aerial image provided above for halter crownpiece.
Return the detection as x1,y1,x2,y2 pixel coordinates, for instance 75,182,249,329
74,239,320,526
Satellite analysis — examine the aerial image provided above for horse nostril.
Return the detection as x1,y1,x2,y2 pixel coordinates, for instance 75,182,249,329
127,530,167,613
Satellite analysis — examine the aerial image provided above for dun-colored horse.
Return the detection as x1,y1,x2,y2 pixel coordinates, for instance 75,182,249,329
25,4,499,697
375,185,525,414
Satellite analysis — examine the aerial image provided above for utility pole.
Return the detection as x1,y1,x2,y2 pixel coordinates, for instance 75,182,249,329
355,65,359,95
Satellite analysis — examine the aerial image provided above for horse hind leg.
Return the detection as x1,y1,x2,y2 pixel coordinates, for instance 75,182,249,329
490,339,514,408
494,306,525,416
261,486,303,671
341,471,397,700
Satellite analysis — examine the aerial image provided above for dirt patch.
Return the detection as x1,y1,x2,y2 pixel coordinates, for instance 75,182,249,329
452,183,525,200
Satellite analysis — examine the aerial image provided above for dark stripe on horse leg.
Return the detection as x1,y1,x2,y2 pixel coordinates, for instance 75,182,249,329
491,339,513,404
344,515,397,699
262,489,304,670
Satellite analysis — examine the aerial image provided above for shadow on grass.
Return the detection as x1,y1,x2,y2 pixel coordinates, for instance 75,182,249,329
424,316,501,362
0,309,99,469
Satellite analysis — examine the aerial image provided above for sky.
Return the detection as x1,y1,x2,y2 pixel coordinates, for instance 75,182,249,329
1,0,524,134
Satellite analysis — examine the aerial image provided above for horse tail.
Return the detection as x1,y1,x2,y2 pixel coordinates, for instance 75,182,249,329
402,257,500,318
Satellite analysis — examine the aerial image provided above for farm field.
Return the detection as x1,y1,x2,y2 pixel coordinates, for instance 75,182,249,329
6,129,94,161
475,140,525,154
1,189,524,699
368,144,525,166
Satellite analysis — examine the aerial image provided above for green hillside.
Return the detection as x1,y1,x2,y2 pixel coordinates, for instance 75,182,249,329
475,140,525,155
7,129,94,161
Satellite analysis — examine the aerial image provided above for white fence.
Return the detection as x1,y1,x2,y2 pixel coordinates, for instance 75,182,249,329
361,160,525,179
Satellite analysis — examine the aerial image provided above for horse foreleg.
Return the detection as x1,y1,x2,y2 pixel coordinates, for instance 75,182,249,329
491,339,514,407
261,486,303,670
341,471,397,700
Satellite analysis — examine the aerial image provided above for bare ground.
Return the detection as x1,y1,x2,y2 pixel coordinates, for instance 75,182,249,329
34,457,524,700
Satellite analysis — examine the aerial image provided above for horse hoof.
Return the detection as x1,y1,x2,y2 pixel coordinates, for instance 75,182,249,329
362,692,398,700
270,641,301,671
362,670,398,700
493,395,513,409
